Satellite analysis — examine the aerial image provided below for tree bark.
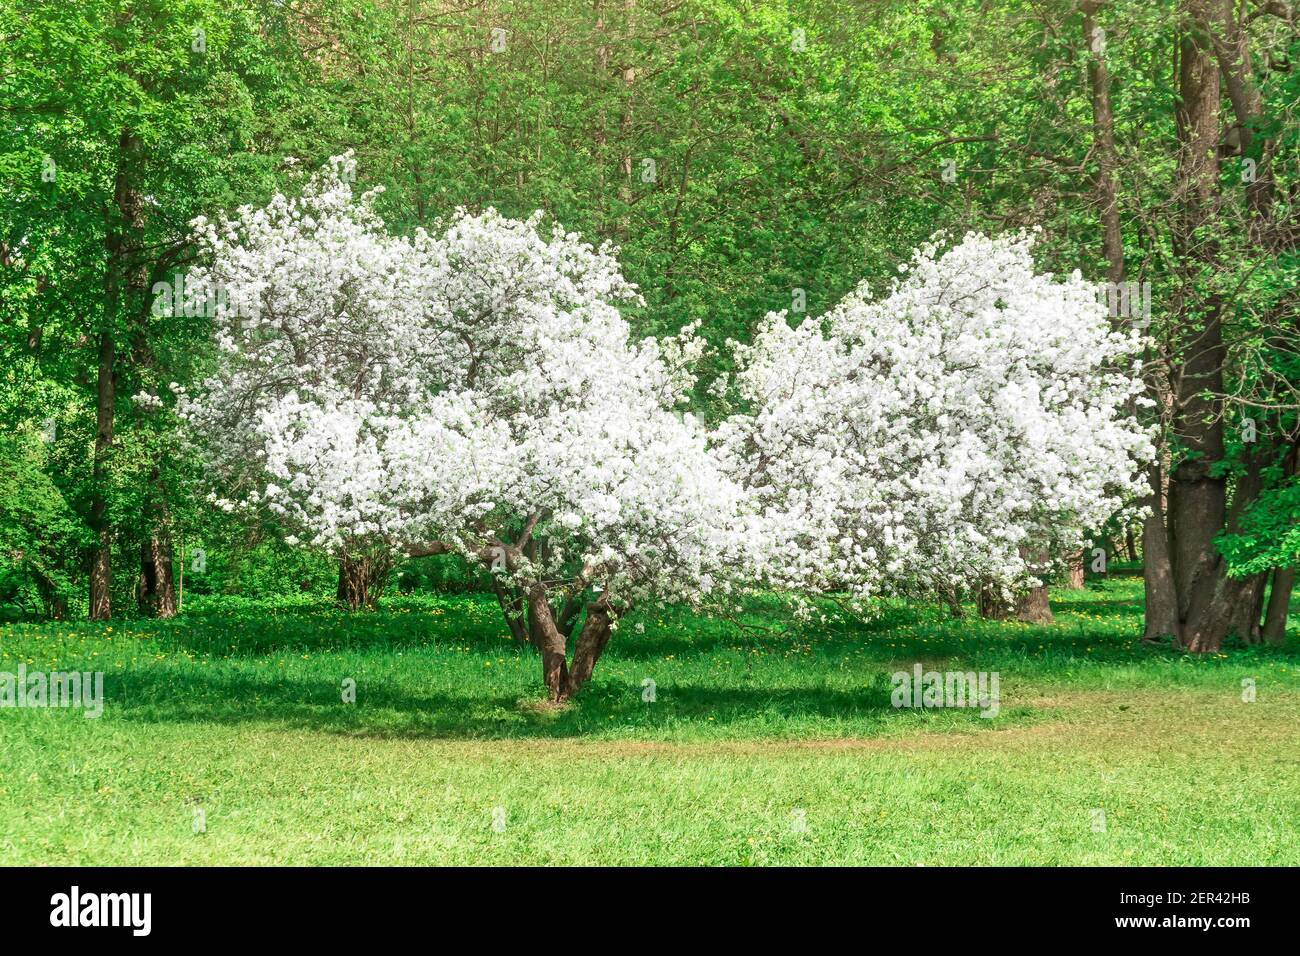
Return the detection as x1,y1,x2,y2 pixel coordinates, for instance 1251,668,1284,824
1081,1,1124,288
336,552,391,610
90,132,142,620
1262,567,1294,645
1166,22,1230,653
88,326,115,621
1066,552,1086,590
566,597,613,697
977,586,1009,620
137,533,176,617
1014,584,1055,624
1228,572,1268,644
526,584,570,702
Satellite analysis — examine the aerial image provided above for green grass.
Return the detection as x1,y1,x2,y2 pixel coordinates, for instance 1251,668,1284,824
1,578,1297,864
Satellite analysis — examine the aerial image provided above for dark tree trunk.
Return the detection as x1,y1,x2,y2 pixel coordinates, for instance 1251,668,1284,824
137,534,176,618
977,586,1009,620
1262,567,1294,645
1166,24,1229,653
1227,573,1268,644
88,328,115,621
945,589,965,620
1125,524,1138,562
336,553,391,610
89,128,146,620
136,470,176,617
1142,467,1180,643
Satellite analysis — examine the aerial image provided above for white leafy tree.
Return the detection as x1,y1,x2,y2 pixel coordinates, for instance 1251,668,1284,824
178,156,746,699
714,230,1154,613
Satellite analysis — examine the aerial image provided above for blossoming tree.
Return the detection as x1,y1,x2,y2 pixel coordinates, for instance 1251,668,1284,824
179,156,746,700
714,230,1154,615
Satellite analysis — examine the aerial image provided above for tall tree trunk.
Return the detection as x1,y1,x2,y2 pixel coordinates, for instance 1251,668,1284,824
1262,567,1294,645
1167,22,1229,653
136,466,176,617
1081,1,1123,288
1014,587,1054,624
90,128,148,620
88,328,115,621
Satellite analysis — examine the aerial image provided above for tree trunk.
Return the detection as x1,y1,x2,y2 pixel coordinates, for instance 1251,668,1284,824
1014,585,1055,624
493,581,530,645
1220,448,1274,644
1228,572,1268,644
1141,465,1180,642
945,589,965,619
1081,1,1123,289
88,327,115,621
566,598,613,697
137,533,176,618
977,586,1009,620
336,552,390,610
526,584,569,702
89,128,147,620
1166,23,1229,653
1066,553,1086,590
136,468,176,617
1262,567,1294,645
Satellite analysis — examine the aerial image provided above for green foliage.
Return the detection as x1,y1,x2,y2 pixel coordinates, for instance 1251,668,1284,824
0,434,89,619
2,0,1299,612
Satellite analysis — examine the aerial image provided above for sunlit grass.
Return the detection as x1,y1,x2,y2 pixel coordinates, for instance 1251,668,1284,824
1,578,1296,864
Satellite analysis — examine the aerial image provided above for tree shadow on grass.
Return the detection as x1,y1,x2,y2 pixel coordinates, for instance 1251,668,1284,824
99,666,1013,741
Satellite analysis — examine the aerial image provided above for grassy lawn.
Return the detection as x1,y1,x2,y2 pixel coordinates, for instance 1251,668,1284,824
1,578,1297,865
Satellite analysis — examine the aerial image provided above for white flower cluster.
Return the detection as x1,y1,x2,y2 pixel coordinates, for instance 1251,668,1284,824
178,155,745,606
714,230,1155,604
180,157,1152,615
